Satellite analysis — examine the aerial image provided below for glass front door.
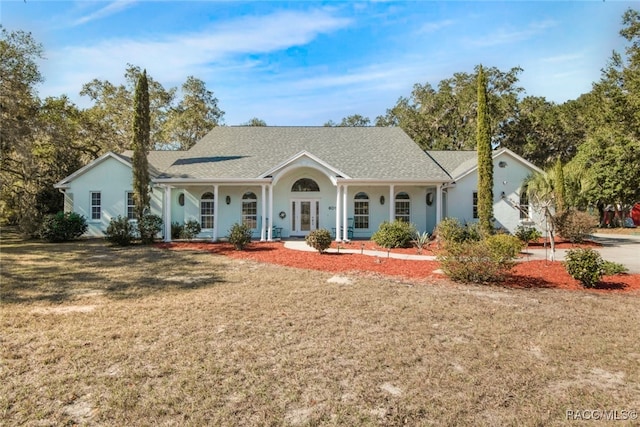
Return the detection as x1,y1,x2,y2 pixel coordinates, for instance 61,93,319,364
291,200,319,235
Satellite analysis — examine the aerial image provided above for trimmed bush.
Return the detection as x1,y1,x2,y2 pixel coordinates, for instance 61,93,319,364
228,222,252,250
181,220,201,240
305,228,332,254
514,225,542,248
434,218,482,247
371,220,416,248
555,209,598,243
105,216,135,246
438,234,522,284
138,214,163,243
39,212,88,242
564,248,604,288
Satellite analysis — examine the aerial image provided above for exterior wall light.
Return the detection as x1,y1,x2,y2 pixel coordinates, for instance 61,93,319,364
226,195,231,205
380,195,385,205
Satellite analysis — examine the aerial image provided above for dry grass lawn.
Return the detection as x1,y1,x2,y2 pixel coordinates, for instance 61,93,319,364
2,230,640,426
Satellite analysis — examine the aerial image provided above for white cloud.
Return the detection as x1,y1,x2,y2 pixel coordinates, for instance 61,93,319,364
419,19,454,34
72,0,138,26
471,19,557,47
44,8,352,102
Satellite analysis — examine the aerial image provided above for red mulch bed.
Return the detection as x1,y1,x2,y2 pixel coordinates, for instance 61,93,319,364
156,241,640,294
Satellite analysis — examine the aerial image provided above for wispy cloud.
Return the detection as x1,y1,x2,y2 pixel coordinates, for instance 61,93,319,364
471,19,557,47
72,0,138,27
419,19,454,34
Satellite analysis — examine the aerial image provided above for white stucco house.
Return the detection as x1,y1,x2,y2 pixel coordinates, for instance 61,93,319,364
54,126,544,242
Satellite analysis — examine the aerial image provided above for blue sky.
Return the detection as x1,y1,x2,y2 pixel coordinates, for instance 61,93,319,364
1,1,635,125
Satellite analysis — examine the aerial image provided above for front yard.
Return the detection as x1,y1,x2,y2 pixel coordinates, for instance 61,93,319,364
2,232,639,425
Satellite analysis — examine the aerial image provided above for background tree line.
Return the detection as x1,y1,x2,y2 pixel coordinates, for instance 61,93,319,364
2,8,640,234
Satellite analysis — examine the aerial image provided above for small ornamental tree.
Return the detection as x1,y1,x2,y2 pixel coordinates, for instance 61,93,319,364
476,65,494,236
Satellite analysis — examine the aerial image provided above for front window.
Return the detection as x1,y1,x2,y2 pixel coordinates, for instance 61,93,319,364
200,192,214,229
519,187,529,219
395,192,410,222
242,192,257,229
354,192,369,229
126,192,135,220
473,192,478,219
90,192,101,220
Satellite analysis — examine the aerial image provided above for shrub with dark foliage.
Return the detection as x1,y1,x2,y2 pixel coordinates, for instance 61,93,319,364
138,214,163,243
39,212,88,242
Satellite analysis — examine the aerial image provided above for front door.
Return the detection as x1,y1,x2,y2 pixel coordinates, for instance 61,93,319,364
292,199,319,236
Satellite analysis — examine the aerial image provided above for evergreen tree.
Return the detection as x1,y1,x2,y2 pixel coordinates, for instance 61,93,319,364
554,158,566,212
476,65,494,235
132,70,151,223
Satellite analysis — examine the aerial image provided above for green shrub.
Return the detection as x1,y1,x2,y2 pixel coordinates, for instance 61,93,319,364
437,234,522,284
564,248,604,288
371,220,416,248
39,212,88,242
228,222,252,250
602,260,628,276
171,222,184,240
412,231,431,254
138,214,163,243
514,225,542,247
555,209,598,243
305,228,333,254
180,220,201,240
105,216,135,246
434,218,482,247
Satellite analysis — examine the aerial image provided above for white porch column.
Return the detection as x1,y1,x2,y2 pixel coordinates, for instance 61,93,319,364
163,186,172,242
436,184,443,225
335,184,342,242
389,184,395,221
213,185,219,241
260,184,267,241
268,184,274,241
342,184,349,241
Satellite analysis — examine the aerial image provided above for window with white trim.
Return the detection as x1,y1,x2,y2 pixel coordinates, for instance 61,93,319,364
395,192,410,222
90,192,101,220
354,192,369,229
126,192,135,220
473,192,478,219
242,192,257,229
200,192,214,229
291,178,320,192
519,187,529,219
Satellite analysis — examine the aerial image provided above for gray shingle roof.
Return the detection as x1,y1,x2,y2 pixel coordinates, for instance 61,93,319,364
426,150,478,179
158,127,452,181
119,150,185,178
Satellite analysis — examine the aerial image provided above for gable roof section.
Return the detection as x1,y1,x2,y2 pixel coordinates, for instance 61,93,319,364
426,148,543,181
158,127,452,182
54,152,132,189
54,150,184,188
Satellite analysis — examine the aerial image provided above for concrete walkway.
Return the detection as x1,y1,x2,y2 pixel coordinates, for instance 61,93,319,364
284,232,640,273
283,240,437,261
524,233,640,274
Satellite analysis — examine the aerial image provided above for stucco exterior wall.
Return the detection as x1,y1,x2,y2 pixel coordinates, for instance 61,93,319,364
445,152,544,234
63,157,163,237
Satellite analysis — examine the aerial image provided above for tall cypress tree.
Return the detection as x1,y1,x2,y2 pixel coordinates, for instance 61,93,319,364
554,158,565,213
132,70,150,222
476,65,494,235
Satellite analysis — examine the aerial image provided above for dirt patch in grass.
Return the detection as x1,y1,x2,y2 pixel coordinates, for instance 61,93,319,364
3,231,640,426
